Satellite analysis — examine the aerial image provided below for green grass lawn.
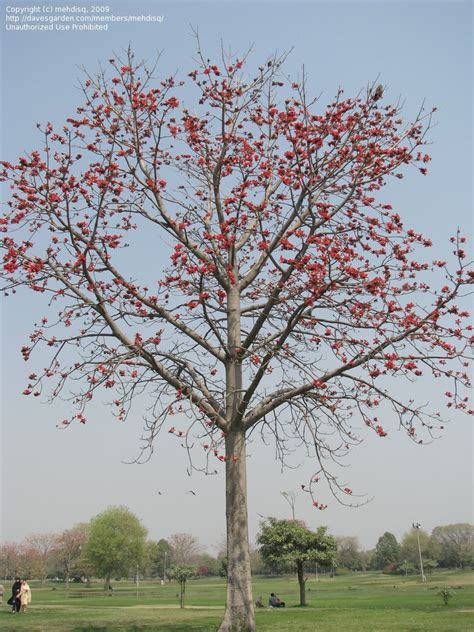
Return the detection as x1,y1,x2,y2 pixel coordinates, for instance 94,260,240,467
1,570,473,631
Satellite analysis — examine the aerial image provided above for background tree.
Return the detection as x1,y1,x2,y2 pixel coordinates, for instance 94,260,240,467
1,44,471,631
358,549,374,572
170,564,195,609
85,506,147,587
0,543,21,580
249,547,264,576
145,538,172,578
374,532,400,570
23,532,59,582
53,524,89,588
196,552,221,577
336,536,362,570
17,542,44,579
257,518,336,606
169,533,201,566
431,524,474,569
400,529,439,571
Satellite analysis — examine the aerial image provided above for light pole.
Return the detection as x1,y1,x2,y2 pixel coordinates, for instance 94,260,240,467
163,551,168,582
412,522,426,582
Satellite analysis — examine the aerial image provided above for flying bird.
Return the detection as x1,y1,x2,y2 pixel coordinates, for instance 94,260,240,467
186,490,196,495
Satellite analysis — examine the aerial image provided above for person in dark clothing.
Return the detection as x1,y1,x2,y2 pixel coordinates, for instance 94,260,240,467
10,576,22,613
268,592,285,607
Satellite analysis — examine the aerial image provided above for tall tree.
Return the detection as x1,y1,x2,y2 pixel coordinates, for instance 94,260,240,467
374,532,400,569
257,518,336,606
85,506,147,587
1,45,471,630
431,524,474,569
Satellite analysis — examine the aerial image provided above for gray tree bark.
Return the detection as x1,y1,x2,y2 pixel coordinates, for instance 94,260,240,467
297,561,307,606
218,287,256,631
219,430,255,631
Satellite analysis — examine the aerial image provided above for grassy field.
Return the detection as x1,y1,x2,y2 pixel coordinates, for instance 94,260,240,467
1,570,472,631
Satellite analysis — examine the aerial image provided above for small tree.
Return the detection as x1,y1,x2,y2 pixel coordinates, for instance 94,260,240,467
85,506,147,588
257,518,336,606
170,564,195,608
398,559,416,576
437,587,455,606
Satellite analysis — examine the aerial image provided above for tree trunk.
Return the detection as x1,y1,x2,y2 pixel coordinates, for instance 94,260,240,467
297,561,306,607
218,429,255,632
218,286,255,631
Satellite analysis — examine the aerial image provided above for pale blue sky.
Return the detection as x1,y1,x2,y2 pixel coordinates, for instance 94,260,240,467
1,0,472,551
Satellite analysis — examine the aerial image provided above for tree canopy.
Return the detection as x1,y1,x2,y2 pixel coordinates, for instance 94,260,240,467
431,524,474,568
374,532,400,569
85,506,147,584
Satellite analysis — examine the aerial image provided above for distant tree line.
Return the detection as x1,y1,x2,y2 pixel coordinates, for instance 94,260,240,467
334,525,474,574
0,506,472,584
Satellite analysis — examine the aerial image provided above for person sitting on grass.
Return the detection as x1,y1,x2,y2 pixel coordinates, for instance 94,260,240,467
268,592,285,607
255,595,264,608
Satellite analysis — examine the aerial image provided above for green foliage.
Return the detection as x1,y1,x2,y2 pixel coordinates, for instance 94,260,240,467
400,529,438,569
374,532,400,569
218,556,228,577
84,505,147,583
437,587,455,605
431,524,474,569
145,538,172,578
257,517,337,606
170,564,195,608
195,552,222,576
394,560,416,576
336,536,362,570
257,518,337,569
